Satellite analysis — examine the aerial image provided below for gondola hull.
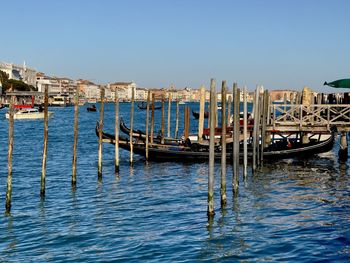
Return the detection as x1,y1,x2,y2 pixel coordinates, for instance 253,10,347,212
97,123,335,162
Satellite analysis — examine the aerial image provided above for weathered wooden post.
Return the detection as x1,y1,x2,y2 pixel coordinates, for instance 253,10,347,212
161,96,165,144
129,87,135,163
283,92,287,121
145,90,151,160
184,107,190,139
235,88,241,177
5,85,15,213
215,91,218,128
175,99,179,138
232,83,239,192
115,88,120,173
72,87,79,187
41,84,49,197
198,85,205,142
339,131,348,161
167,93,171,138
227,95,232,125
260,90,269,164
150,94,155,143
252,86,259,172
220,81,227,206
243,86,248,178
208,78,216,217
98,86,105,178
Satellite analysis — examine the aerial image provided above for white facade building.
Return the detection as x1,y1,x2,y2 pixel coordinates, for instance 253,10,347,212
0,61,37,87
110,81,137,101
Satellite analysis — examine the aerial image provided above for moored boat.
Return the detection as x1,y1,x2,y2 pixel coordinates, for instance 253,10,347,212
97,122,335,162
5,108,53,120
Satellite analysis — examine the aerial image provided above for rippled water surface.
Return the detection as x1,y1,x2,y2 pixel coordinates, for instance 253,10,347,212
1,103,350,262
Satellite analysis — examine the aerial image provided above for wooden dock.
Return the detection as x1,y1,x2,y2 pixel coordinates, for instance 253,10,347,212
267,104,350,132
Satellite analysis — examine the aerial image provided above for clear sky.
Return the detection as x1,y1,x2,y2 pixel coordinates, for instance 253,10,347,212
2,0,350,92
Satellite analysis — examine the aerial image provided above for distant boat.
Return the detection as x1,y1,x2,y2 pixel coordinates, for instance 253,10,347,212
178,101,186,105
87,105,97,112
5,108,53,120
192,110,209,119
137,101,161,110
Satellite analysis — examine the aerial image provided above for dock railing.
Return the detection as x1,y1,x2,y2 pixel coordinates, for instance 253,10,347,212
268,104,350,132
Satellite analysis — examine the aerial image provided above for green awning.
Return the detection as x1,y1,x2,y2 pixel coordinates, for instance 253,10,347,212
324,79,350,88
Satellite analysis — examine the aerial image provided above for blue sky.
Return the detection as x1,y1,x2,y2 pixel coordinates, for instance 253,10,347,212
2,0,350,92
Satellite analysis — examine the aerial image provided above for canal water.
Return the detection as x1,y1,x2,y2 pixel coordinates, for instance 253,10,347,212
0,102,349,262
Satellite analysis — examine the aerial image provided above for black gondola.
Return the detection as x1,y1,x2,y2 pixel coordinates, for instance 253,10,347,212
96,122,335,162
137,102,161,110
87,105,97,112
119,118,182,145
192,110,209,119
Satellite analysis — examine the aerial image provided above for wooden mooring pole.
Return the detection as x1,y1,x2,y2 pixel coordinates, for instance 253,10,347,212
260,90,269,164
5,85,15,213
161,96,165,144
145,90,151,160
220,81,227,206
232,83,239,193
339,131,348,161
72,87,79,187
98,87,105,178
227,95,232,125
150,94,155,143
167,94,171,138
184,107,190,139
198,86,205,142
208,78,216,217
252,85,260,172
175,99,179,138
41,84,49,197
115,88,120,173
129,87,135,163
243,86,248,178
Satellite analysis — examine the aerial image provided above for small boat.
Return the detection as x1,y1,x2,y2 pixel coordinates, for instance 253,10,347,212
178,101,186,105
87,105,97,112
192,110,209,119
5,108,53,120
137,101,161,110
97,122,335,162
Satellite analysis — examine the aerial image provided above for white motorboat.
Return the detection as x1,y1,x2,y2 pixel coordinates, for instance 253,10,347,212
5,108,53,120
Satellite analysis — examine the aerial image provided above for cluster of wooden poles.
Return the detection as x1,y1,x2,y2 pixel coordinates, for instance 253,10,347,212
207,79,270,217
5,84,80,214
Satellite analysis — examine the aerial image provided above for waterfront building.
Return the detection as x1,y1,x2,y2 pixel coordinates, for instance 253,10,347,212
37,74,77,97
135,87,148,101
36,73,61,93
110,82,137,101
0,61,37,87
77,79,99,101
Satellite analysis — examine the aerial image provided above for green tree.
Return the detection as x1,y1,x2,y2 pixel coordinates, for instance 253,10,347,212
0,70,36,91
0,70,9,84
